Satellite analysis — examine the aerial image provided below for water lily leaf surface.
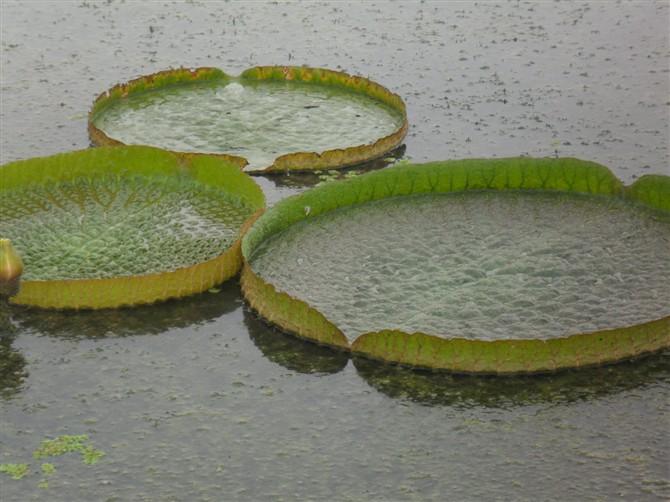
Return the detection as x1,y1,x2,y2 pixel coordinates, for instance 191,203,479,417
89,66,407,173
242,158,670,373
0,146,264,309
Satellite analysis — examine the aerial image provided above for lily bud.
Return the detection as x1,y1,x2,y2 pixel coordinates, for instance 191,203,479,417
0,239,23,297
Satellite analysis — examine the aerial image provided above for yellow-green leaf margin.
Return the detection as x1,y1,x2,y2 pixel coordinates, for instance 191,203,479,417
89,66,408,174
1,146,265,310
241,157,670,374
88,67,249,170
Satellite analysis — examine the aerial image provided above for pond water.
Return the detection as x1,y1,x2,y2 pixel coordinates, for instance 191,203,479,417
1,1,668,501
93,80,403,170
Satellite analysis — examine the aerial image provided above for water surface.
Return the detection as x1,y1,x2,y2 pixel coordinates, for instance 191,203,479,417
1,1,668,501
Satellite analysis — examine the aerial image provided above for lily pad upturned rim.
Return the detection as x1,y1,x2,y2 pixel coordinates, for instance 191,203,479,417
240,157,670,375
88,66,408,174
0,145,265,310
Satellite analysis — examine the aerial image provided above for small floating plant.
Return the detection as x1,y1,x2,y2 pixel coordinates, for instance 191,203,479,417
0,434,105,490
241,158,670,374
89,66,407,173
0,146,264,309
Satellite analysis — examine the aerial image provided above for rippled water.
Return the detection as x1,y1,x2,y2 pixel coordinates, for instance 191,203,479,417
93,80,403,169
251,191,670,341
1,1,668,501
0,177,252,280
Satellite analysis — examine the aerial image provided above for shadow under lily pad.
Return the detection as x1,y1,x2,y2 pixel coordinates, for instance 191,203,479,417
10,281,242,339
244,306,349,375
353,351,670,408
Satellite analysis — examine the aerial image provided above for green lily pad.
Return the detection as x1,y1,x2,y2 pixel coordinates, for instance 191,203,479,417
89,66,407,173
0,146,264,309
241,158,670,374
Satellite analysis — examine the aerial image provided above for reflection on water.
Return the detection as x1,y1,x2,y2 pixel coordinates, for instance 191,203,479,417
0,304,27,399
245,301,670,408
10,281,241,339
1,288,668,501
261,145,406,190
354,352,670,408
0,338,27,400
244,306,348,375
6,280,668,409
0,281,241,399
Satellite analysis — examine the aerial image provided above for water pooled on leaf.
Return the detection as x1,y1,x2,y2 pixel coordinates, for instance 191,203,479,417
93,80,404,169
250,191,670,342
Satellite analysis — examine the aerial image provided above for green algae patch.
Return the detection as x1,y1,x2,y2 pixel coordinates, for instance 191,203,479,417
41,463,56,475
89,66,407,173
34,435,91,459
1,434,105,490
0,146,264,309
32,434,105,466
241,158,670,374
0,463,30,480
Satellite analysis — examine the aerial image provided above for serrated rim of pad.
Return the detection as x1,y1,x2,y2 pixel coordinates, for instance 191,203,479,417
240,157,670,374
88,66,408,174
1,145,265,309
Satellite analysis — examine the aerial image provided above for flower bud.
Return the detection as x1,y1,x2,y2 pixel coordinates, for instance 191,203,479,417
0,239,23,297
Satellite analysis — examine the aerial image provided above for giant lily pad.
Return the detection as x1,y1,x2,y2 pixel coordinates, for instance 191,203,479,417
0,146,264,309
241,158,670,374
89,66,407,173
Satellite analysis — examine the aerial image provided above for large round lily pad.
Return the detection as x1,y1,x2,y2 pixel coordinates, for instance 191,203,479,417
241,158,670,374
89,67,407,173
0,146,264,309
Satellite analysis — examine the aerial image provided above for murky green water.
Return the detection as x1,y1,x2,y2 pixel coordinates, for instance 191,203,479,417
93,80,403,169
0,177,252,280
1,1,668,501
250,191,670,341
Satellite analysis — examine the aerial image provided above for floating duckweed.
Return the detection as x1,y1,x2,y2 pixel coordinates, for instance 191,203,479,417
33,434,89,459
81,446,105,465
41,463,56,475
33,434,105,466
0,463,29,480
0,435,103,490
